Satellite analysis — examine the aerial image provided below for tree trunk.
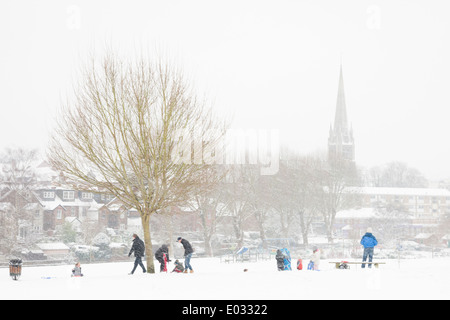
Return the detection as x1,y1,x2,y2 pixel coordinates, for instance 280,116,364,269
204,234,213,257
256,212,268,249
298,211,309,246
141,213,155,274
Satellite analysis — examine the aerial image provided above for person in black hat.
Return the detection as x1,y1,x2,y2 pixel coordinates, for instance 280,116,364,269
177,237,194,273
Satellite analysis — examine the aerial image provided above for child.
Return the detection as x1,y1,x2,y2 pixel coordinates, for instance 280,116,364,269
297,259,303,270
72,262,84,277
171,259,185,273
311,247,321,271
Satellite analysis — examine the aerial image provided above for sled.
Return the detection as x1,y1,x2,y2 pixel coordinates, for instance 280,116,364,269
163,253,168,272
329,261,386,269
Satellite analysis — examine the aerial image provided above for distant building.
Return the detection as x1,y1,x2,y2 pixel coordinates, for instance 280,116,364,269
358,187,450,221
328,65,355,163
334,187,450,239
36,242,70,259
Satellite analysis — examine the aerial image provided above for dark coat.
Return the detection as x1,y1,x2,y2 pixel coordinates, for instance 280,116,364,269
180,239,194,256
129,236,146,258
155,244,170,261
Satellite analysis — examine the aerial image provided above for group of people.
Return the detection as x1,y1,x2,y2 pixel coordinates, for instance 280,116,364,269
71,228,379,276
127,234,194,275
276,227,379,271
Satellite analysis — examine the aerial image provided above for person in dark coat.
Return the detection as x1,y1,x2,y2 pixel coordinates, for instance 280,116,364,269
275,249,285,271
155,244,171,272
360,228,378,268
177,237,194,273
128,234,147,274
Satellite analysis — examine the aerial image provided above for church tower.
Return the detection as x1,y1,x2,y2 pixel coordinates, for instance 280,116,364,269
328,65,355,162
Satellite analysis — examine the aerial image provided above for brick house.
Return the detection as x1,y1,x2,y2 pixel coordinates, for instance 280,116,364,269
35,187,115,234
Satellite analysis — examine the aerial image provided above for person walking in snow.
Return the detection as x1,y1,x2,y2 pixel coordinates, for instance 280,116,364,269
128,234,147,274
360,228,378,268
177,237,194,273
155,244,171,272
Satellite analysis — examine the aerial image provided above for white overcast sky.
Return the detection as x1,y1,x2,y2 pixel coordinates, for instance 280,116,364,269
1,0,450,180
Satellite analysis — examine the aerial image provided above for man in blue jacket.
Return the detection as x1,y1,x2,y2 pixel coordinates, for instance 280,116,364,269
360,228,378,268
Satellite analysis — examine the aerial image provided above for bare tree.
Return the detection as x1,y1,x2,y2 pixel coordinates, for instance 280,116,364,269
0,148,40,253
272,152,324,246
319,158,361,243
48,51,225,273
223,165,254,249
0,148,38,191
367,162,428,188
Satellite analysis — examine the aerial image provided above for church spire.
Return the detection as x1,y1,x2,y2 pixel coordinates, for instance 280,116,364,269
328,63,355,162
334,64,348,135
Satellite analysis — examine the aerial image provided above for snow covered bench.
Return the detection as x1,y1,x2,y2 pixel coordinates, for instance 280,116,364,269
330,261,386,269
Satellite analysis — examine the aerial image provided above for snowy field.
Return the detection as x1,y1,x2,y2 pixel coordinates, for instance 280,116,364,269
1,257,449,300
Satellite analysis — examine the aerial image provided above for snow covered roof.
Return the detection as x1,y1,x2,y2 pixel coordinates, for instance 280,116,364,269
415,233,434,239
36,193,101,212
65,217,81,224
107,204,124,212
37,243,70,251
335,207,378,219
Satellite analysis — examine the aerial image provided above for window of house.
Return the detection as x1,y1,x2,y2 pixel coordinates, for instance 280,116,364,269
82,192,93,200
57,209,63,219
43,192,55,199
63,191,75,200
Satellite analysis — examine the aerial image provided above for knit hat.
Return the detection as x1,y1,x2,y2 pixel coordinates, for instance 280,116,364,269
177,237,182,241
367,227,373,233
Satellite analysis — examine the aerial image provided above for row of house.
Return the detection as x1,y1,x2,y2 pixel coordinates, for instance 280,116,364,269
0,162,143,242
2,161,449,247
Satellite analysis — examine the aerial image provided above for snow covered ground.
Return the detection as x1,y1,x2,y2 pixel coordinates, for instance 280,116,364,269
1,257,449,300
